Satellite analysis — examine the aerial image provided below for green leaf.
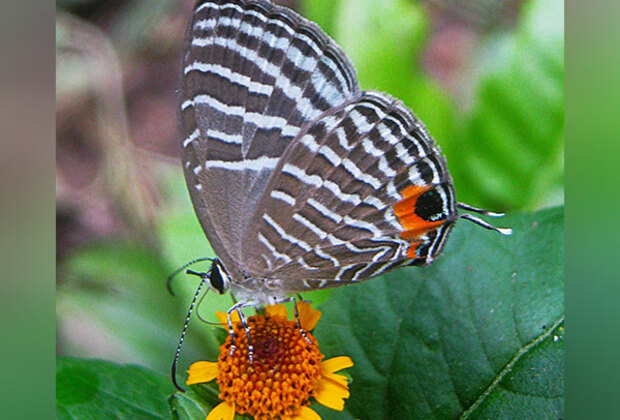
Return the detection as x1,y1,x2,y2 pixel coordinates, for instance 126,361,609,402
170,384,245,419
452,0,564,210
169,388,214,420
56,358,174,420
314,207,564,419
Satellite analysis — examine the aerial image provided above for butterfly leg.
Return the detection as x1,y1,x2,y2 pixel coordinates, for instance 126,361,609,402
226,299,247,358
236,306,254,364
226,299,258,363
276,296,313,345
296,293,310,303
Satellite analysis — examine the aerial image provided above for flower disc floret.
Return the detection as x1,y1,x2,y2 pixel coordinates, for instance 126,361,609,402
218,312,322,419
187,303,353,420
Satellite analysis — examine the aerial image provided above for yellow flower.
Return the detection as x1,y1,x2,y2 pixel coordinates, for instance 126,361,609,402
187,302,353,420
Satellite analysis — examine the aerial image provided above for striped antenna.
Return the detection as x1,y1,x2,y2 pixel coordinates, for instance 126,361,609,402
457,202,512,235
166,257,213,296
460,213,512,235
170,270,208,392
457,202,505,217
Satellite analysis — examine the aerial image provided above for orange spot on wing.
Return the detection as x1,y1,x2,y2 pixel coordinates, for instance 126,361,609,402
394,185,446,259
398,214,445,232
401,185,429,199
406,242,420,259
393,185,429,216
399,220,445,240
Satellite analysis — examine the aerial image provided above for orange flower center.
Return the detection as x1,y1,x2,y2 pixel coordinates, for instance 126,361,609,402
217,313,323,419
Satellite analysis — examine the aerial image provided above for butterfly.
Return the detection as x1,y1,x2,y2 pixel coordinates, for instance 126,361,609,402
172,0,509,390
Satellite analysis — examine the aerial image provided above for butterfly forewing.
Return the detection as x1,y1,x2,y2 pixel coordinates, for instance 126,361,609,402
179,0,361,273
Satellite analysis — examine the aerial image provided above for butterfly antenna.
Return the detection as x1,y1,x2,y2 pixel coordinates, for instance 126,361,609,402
457,202,505,217
166,257,213,296
458,202,512,235
194,283,223,326
459,213,512,235
171,271,208,392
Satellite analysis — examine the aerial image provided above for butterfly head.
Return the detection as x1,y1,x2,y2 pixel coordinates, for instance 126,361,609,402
181,258,231,295
207,258,230,295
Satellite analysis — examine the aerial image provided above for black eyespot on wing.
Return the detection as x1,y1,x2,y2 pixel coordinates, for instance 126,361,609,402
415,189,447,222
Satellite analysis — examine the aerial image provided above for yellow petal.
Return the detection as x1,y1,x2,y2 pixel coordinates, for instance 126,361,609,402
314,376,350,411
322,356,353,374
322,372,349,388
206,401,235,420
186,361,219,385
297,301,321,331
290,406,321,420
266,303,288,319
215,310,240,327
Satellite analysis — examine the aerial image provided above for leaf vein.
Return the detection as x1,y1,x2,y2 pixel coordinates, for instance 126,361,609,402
459,316,564,419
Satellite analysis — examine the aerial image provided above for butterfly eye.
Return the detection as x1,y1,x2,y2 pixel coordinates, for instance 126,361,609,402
208,260,228,294
209,269,224,293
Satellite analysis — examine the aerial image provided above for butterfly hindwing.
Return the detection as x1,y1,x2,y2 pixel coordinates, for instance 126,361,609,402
244,91,457,291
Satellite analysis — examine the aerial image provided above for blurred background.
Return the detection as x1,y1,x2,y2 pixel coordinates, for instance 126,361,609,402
56,0,563,378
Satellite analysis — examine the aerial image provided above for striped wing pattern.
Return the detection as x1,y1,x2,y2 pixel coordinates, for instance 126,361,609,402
179,0,360,269
244,92,457,292
179,0,458,294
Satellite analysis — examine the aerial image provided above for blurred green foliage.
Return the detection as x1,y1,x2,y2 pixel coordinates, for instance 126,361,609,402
302,0,564,211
